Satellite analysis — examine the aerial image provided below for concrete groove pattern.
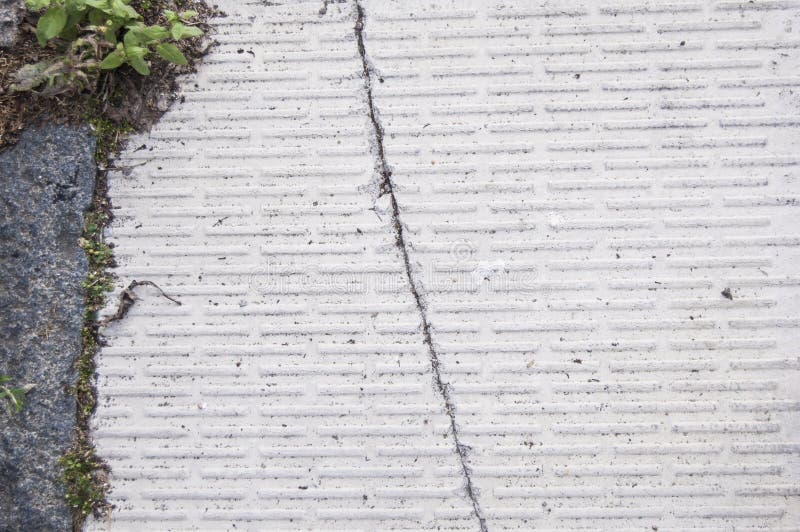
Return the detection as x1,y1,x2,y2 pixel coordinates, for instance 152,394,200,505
90,0,800,530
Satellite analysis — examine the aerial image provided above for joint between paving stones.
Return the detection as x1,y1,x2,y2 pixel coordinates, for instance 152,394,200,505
352,2,488,530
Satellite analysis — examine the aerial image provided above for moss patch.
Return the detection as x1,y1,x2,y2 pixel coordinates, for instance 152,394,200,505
60,116,122,530
58,446,109,522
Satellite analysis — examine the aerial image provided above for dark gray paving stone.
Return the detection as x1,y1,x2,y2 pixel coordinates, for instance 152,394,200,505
0,0,23,48
0,123,95,531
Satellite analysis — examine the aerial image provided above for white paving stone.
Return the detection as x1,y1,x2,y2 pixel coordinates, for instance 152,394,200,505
89,0,800,530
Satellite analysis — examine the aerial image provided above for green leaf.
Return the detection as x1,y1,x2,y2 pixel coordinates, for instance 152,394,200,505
0,377,32,414
124,44,145,58
62,7,84,39
36,6,67,46
5,388,26,413
182,26,203,38
64,0,86,14
122,28,139,47
99,50,124,69
87,8,104,24
169,21,183,39
59,24,78,41
110,0,138,20
139,24,169,41
127,55,150,75
180,10,197,19
155,42,187,65
102,18,122,43
170,22,202,40
163,9,177,22
84,0,111,12
25,0,51,10
103,25,117,44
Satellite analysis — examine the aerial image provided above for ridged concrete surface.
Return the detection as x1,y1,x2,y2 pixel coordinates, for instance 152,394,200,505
89,0,800,530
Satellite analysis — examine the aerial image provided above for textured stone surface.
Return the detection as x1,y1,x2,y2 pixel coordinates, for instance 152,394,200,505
89,0,800,530
0,0,23,48
0,124,95,531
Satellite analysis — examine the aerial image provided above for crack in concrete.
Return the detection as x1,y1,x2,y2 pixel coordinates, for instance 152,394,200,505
352,3,488,530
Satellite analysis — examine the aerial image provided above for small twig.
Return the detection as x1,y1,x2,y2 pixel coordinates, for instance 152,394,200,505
107,159,154,171
99,280,181,326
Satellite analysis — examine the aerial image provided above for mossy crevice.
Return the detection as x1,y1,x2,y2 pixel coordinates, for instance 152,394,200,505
44,2,221,528
61,109,124,530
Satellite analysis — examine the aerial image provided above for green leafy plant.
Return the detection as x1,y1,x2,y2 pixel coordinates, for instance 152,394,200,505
59,448,109,518
12,0,202,96
1,375,34,414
